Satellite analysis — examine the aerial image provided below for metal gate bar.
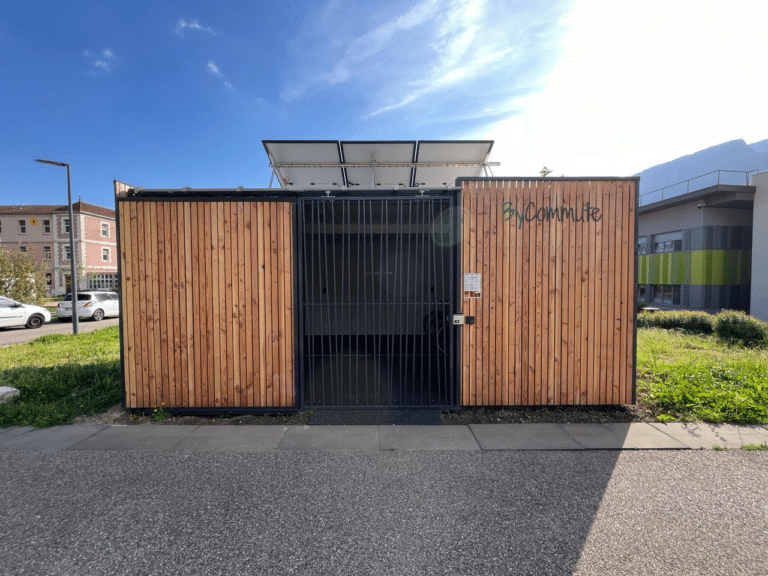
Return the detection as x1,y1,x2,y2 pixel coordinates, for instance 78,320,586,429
299,196,457,408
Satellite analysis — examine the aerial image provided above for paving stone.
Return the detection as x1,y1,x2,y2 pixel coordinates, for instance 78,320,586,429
68,425,198,451
560,424,628,449
469,423,583,450
174,426,289,452
649,422,743,449
1,425,107,451
603,423,689,449
277,425,379,451
738,425,768,448
0,386,20,404
379,425,480,451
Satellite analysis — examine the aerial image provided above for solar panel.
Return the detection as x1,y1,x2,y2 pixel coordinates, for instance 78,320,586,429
341,141,415,188
413,141,494,188
263,141,343,189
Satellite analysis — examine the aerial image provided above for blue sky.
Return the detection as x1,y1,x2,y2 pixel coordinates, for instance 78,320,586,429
1,0,767,209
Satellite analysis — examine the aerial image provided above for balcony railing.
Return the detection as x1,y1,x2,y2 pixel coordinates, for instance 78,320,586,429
639,169,759,206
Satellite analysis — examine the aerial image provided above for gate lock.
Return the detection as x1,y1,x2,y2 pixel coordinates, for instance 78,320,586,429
453,314,475,325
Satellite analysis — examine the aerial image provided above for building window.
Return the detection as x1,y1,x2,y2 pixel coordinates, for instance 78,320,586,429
653,231,682,253
46,273,52,287
64,218,70,234
19,245,26,253
64,245,71,261
19,220,26,234
44,246,51,260
88,273,119,290
101,222,109,237
638,285,647,303
652,285,681,305
0,220,2,234
43,219,51,234
637,237,647,255
102,247,110,262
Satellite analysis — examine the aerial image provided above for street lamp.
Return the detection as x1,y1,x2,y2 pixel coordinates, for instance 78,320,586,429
35,159,79,335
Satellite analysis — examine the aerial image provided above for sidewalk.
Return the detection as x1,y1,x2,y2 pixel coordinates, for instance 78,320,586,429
2,422,767,452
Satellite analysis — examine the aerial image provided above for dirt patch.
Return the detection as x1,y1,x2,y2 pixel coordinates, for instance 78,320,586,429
75,403,656,426
72,404,312,426
440,403,655,425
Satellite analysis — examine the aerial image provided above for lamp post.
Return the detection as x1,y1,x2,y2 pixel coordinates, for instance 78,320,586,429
35,159,79,335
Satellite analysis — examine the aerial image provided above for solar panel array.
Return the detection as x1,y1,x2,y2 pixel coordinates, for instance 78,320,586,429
263,140,494,190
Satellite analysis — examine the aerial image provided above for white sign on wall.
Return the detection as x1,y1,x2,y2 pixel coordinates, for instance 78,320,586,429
463,273,481,298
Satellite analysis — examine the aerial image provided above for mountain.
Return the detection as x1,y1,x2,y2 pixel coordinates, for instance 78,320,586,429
636,139,768,202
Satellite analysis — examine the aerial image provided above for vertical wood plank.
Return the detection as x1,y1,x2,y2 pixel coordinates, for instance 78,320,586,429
183,202,194,407
172,202,183,407
626,182,636,404
162,202,175,407
270,203,281,406
501,184,511,405
251,201,260,407
148,203,162,408
237,202,247,406
190,203,202,407
485,188,495,405
491,181,507,406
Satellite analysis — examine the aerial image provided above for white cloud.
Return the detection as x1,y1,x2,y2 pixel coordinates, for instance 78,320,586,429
207,61,235,91
281,0,566,129
464,0,768,177
84,47,116,72
175,19,217,37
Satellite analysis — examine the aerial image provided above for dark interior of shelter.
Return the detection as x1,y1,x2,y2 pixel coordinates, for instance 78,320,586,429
300,196,458,408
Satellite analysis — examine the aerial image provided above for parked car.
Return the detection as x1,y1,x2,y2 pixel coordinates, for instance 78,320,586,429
0,296,52,329
57,291,120,322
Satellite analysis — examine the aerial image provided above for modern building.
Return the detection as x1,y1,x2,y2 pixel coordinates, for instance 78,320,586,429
637,170,767,320
0,201,118,295
115,140,638,412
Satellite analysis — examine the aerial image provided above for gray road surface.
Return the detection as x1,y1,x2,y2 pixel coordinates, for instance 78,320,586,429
1,450,766,575
0,317,119,346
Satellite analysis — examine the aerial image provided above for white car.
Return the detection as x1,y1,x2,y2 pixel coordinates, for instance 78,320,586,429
0,296,52,329
57,291,120,322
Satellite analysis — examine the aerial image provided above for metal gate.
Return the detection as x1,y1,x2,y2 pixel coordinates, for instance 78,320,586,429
299,195,459,408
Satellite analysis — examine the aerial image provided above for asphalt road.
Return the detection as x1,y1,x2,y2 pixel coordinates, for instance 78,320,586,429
0,317,119,346
0,450,766,575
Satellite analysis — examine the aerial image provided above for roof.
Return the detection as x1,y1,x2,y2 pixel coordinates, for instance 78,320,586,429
0,202,115,219
262,140,497,190
0,205,63,216
638,183,755,214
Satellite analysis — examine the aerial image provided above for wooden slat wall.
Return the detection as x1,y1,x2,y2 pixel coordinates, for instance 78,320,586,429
461,179,636,406
119,200,295,408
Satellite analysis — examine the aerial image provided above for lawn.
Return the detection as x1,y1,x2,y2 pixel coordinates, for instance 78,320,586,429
637,328,768,424
0,327,122,428
1,325,767,427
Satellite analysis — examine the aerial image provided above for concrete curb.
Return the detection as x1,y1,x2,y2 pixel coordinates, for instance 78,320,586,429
2,422,767,452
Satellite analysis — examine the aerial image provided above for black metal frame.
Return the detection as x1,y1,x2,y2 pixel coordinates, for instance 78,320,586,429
296,193,460,410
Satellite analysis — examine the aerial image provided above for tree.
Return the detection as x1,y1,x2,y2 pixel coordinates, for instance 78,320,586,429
0,247,49,304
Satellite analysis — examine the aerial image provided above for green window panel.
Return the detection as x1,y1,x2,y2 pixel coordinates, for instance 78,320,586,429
639,250,751,286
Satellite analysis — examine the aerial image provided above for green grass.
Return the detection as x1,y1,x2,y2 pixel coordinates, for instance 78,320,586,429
0,327,122,428
2,324,767,428
637,328,768,424
741,443,768,451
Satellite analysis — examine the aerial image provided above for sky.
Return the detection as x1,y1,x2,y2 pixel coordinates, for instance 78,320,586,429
1,0,767,209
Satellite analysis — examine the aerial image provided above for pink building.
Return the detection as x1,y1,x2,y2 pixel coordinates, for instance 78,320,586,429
0,202,117,295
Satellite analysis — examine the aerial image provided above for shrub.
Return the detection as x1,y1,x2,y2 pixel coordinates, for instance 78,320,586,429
714,310,768,348
637,310,714,334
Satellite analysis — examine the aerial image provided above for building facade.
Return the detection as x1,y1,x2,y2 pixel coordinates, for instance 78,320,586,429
637,178,761,315
0,202,118,295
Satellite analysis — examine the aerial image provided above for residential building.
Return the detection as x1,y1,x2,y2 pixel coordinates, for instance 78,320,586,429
0,201,118,295
637,170,767,320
